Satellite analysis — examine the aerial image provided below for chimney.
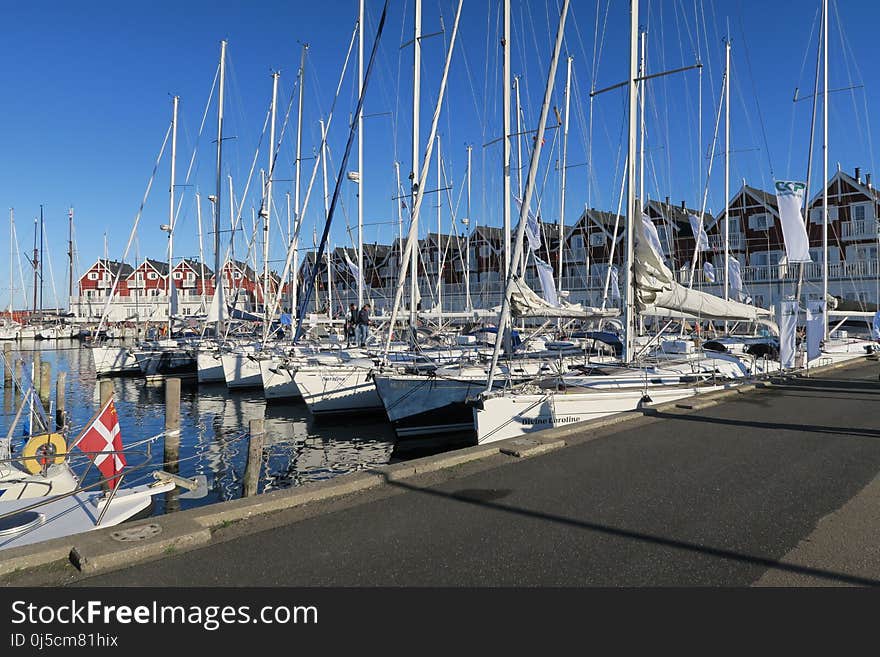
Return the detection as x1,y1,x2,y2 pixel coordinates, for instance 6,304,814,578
665,196,670,206
867,173,873,189
681,200,686,211
855,166,861,184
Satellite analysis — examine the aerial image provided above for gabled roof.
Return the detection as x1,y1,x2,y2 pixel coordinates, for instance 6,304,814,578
174,259,214,277
144,259,169,276
808,169,880,207
80,259,133,281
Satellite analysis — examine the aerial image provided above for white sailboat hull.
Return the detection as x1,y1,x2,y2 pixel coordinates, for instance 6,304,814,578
91,345,141,376
197,348,225,383
221,351,263,389
475,383,728,444
294,365,381,415
260,356,302,400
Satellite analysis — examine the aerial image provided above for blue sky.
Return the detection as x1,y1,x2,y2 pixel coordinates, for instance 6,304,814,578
1,0,878,311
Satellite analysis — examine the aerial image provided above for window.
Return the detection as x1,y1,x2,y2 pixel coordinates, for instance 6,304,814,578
728,216,742,233
148,272,157,280
851,202,873,222
748,213,773,231
173,271,182,280
88,272,98,281
571,235,584,250
589,232,606,247
810,206,839,224
479,245,491,258
186,272,195,281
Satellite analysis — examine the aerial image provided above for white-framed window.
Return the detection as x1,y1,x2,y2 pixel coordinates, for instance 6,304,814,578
136,273,144,282
847,244,878,261
589,232,606,247
728,216,742,233
571,235,584,250
748,213,773,231
148,272,157,280
810,206,839,224
186,271,195,281
850,202,874,222
479,244,491,258
173,271,182,280
88,272,98,281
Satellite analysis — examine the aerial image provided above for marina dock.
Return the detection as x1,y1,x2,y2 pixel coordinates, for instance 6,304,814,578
3,357,879,587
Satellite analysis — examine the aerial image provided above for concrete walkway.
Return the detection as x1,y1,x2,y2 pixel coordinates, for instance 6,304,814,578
29,361,880,586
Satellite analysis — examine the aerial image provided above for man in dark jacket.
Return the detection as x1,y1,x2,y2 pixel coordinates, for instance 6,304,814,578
355,304,371,347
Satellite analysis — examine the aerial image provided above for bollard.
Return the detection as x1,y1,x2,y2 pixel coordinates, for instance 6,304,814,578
14,359,22,405
32,351,41,400
99,379,114,407
163,378,182,514
2,343,11,386
56,371,67,429
40,361,51,408
243,419,265,498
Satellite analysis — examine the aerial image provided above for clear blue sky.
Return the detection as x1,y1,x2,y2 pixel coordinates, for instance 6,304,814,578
1,0,877,311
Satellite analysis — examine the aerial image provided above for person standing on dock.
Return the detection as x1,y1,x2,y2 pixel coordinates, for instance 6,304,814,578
356,303,371,347
346,303,357,347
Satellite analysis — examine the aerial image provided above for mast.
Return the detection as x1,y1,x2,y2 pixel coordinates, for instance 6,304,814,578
822,0,828,338
320,118,332,319
395,161,404,297
409,0,422,326
559,55,573,293
357,0,365,309
624,0,639,361
32,216,38,316
502,0,512,280
67,207,74,303
724,37,730,305
465,144,472,311
196,193,206,310
263,71,279,336
436,134,442,317
292,43,308,325
639,31,646,214
486,0,569,388
213,40,227,336
8,209,13,315
514,75,524,278
167,94,179,337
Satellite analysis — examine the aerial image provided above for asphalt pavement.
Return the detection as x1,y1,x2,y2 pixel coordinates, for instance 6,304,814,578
74,361,880,586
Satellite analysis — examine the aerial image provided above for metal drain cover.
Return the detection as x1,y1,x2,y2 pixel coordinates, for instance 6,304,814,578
110,523,162,542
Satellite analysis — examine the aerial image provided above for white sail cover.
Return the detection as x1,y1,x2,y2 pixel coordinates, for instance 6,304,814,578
778,300,798,368
206,279,227,324
510,278,619,320
169,281,179,317
534,255,559,307
806,300,825,361
774,181,811,262
514,196,542,251
703,261,716,283
634,209,774,324
688,213,710,252
343,250,365,292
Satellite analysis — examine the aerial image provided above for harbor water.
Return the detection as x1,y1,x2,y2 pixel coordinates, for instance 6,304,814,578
0,341,413,515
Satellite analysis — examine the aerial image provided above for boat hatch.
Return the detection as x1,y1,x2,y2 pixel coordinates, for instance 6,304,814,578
0,511,45,536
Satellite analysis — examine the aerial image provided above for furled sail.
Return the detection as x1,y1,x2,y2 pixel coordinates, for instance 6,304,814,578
634,212,776,326
510,277,619,320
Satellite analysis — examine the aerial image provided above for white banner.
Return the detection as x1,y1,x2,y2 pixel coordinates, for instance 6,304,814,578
728,257,743,301
534,255,559,307
343,250,365,291
514,196,542,252
778,300,799,369
688,213,710,252
806,300,826,362
703,261,716,283
609,265,621,301
640,214,665,261
774,180,812,263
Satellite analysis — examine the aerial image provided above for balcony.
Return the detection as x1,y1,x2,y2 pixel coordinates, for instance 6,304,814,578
707,232,745,251
841,219,879,241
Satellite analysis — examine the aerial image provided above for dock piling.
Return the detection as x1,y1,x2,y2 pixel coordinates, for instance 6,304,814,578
33,351,41,399
99,380,113,407
2,343,11,386
56,371,67,429
39,361,51,408
243,419,265,498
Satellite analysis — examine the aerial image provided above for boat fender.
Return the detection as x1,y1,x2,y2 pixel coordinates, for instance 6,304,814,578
21,433,68,475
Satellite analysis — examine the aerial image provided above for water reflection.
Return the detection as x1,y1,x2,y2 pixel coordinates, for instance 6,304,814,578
0,343,397,516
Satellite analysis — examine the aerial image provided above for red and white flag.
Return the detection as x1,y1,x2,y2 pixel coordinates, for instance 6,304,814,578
74,398,126,488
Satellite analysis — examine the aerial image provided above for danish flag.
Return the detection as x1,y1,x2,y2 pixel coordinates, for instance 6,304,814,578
74,398,126,488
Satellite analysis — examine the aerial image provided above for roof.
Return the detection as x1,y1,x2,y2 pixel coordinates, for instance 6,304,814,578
81,259,134,280
175,259,214,277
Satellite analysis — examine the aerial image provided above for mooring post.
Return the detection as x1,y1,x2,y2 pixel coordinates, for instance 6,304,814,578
162,377,182,514
99,379,114,407
39,361,51,408
56,371,67,430
13,359,22,405
243,418,265,498
32,351,41,399
2,343,11,386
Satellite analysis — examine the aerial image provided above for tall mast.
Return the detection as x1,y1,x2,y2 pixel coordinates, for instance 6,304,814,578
213,40,227,335
39,205,44,314
395,161,404,296
624,0,639,361
514,76,524,278
502,0,512,279
436,134,442,317
639,31,646,212
292,43,308,325
263,71,279,336
559,55,573,292
409,0,422,325
32,216,38,316
724,36,730,304
357,0,365,308
67,207,74,302
465,144,472,311
320,118,332,319
8,209,13,315
822,0,828,339
168,94,179,337
196,193,206,309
